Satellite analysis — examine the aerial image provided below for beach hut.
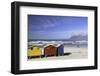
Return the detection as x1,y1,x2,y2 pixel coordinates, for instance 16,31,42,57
28,46,42,58
57,45,64,56
44,45,57,57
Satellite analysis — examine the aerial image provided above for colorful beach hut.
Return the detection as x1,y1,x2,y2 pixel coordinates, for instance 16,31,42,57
57,45,64,56
28,46,42,58
44,45,57,57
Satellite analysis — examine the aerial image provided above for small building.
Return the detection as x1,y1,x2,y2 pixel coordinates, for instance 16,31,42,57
57,45,64,56
28,46,42,58
44,45,57,57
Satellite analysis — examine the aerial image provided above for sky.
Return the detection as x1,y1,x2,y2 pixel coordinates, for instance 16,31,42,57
28,15,88,40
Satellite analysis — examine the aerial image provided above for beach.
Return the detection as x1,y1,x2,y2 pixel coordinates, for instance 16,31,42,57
28,44,88,61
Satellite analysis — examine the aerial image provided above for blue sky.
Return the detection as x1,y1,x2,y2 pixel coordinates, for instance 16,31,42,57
28,15,88,40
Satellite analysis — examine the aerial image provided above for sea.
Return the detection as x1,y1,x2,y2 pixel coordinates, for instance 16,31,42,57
28,40,88,48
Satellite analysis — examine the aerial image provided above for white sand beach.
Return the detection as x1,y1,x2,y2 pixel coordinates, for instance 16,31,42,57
64,46,88,59
28,45,88,61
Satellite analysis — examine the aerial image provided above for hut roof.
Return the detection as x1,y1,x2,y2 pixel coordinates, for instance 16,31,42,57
44,45,56,48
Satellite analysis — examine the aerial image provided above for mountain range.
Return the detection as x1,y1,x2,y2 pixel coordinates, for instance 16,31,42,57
68,34,88,41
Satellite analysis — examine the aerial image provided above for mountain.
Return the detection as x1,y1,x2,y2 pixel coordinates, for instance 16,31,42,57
68,35,88,41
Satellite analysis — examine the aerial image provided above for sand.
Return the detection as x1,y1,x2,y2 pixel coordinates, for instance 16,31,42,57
28,45,88,61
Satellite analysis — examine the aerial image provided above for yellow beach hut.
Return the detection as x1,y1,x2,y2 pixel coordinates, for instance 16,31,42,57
28,46,42,58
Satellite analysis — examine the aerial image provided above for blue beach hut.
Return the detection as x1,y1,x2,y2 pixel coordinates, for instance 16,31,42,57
57,44,64,56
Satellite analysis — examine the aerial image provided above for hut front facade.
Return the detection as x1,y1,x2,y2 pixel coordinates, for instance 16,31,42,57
44,45,57,57
28,46,42,58
57,45,64,56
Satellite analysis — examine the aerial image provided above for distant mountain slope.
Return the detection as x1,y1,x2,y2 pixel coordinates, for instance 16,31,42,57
68,35,88,41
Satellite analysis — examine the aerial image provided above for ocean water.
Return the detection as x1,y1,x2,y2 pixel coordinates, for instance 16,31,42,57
28,40,87,48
